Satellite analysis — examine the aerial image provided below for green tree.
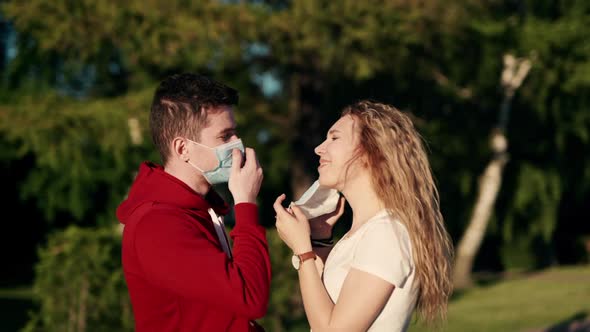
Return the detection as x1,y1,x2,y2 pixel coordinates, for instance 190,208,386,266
0,90,154,224
2,1,590,330
23,226,133,332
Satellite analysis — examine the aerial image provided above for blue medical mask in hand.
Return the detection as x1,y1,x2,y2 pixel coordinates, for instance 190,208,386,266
186,138,245,184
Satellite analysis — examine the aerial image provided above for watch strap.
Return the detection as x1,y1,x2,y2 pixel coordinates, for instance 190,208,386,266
297,251,316,264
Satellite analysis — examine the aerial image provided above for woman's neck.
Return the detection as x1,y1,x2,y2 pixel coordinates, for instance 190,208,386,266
341,172,385,233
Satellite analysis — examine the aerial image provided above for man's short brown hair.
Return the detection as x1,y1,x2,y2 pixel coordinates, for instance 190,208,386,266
150,73,238,165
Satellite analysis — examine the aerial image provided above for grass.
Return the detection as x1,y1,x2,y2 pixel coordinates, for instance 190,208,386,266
409,265,590,332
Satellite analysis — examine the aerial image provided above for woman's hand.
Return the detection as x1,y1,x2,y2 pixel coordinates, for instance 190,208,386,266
309,196,346,239
273,194,313,254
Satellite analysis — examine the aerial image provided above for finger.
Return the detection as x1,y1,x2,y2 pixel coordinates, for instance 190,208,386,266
336,195,346,217
273,194,288,216
231,148,243,174
257,167,264,181
244,148,256,169
273,194,286,210
290,204,309,223
250,148,261,169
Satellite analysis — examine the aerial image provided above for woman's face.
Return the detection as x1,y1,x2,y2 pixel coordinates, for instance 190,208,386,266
314,115,364,189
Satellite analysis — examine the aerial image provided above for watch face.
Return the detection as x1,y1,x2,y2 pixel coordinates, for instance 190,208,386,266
291,254,300,270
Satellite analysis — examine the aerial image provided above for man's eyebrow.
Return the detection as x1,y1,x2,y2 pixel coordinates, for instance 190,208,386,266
328,129,341,135
218,127,236,135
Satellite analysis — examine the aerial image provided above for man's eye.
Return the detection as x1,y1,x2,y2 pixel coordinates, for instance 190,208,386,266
331,136,339,141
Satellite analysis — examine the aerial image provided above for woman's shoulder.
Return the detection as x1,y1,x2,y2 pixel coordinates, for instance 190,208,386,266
357,211,414,259
350,211,415,286
364,211,410,240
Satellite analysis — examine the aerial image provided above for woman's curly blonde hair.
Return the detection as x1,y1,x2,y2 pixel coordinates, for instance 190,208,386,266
343,100,454,326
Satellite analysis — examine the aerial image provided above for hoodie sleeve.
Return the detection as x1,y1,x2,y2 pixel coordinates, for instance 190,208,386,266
133,203,271,319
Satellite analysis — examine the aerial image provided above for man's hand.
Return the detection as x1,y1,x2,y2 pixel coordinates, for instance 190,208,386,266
229,148,263,204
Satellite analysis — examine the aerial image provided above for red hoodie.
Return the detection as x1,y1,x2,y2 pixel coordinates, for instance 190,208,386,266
116,162,271,332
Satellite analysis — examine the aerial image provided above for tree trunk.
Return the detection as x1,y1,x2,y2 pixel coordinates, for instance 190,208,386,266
453,138,508,288
77,276,89,332
453,54,531,289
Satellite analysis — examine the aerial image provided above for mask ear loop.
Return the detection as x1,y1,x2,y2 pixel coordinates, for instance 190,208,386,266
187,160,206,173
184,138,217,172
186,138,212,150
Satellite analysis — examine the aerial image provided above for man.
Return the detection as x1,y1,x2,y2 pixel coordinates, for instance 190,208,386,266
116,73,270,332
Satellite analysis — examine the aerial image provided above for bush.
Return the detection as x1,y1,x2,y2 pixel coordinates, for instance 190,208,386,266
24,226,133,332
23,225,309,331
259,229,308,331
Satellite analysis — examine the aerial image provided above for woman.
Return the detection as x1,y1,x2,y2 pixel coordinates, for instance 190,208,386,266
274,100,453,331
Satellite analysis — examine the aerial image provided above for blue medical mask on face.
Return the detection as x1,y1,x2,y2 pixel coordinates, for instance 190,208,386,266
186,138,245,184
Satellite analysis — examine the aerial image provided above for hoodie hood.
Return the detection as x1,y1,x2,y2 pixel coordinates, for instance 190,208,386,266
116,162,229,224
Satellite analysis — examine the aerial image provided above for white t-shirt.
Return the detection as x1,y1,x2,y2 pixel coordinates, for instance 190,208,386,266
323,210,418,332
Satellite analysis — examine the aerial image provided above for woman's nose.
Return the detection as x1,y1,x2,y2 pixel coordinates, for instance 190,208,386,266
314,141,325,156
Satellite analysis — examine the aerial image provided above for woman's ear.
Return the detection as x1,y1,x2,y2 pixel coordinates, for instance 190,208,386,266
358,149,370,168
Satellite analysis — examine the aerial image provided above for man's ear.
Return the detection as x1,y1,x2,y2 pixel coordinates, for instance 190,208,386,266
172,137,189,161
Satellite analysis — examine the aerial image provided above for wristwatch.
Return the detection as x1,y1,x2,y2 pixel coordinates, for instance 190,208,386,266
291,251,316,270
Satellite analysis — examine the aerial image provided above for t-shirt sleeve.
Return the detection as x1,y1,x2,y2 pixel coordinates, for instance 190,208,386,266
350,221,413,288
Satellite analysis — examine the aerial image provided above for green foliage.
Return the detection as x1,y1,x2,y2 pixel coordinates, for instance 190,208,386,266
24,226,133,332
1,0,590,329
1,0,264,93
0,90,156,224
23,225,305,332
493,0,590,269
259,229,308,332
500,164,562,270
